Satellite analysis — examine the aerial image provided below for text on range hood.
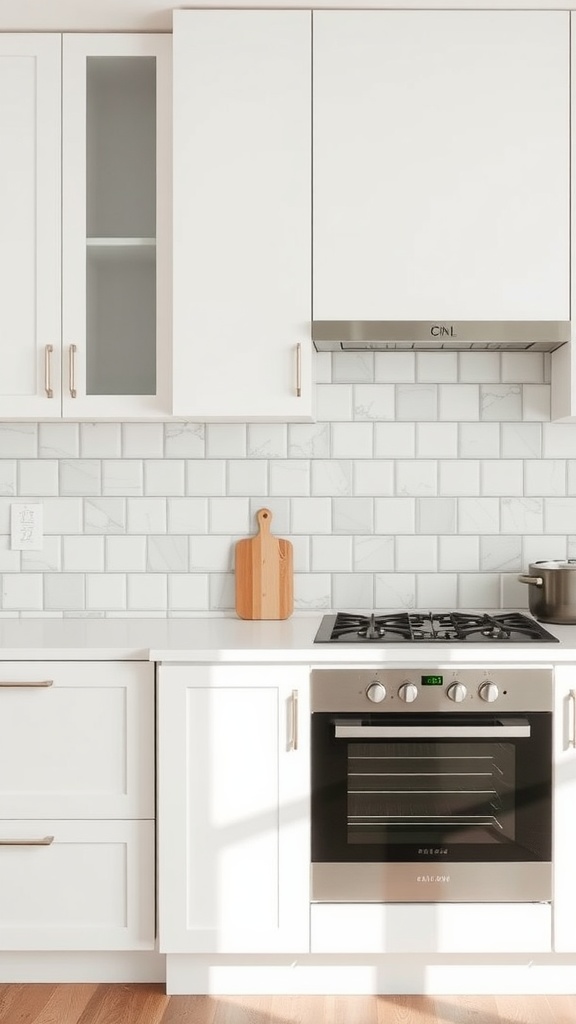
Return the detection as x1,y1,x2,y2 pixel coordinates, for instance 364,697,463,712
312,321,570,352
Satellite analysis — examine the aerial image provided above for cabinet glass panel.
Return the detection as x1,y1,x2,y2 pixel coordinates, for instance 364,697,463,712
85,56,156,396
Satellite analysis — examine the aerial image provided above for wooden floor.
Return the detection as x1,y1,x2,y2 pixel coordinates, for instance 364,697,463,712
2,986,576,1024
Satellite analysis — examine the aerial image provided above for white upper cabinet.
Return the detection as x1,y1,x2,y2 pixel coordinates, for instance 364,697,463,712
0,36,61,418
62,34,171,418
0,33,171,420
172,10,313,422
313,11,570,323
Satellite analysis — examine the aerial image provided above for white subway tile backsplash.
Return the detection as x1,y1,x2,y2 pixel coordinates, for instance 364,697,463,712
458,423,500,459
1,350,575,616
375,352,415,383
39,424,77,459
144,460,185,496
331,422,374,459
311,460,352,496
332,352,374,383
63,536,104,572
102,460,143,496
247,424,288,459
523,384,551,422
228,459,269,496
332,573,374,610
417,351,458,383
501,497,544,534
501,423,542,458
164,423,205,457
354,461,394,496
396,384,438,421
269,460,310,497
374,422,415,458
375,497,416,535
18,460,58,496
525,460,566,496
86,573,126,611
80,423,121,458
312,536,352,572
353,384,395,421
396,460,437,496
316,384,353,422
396,535,437,572
374,573,416,609
439,461,480,496
480,460,523,497
480,384,522,421
439,384,479,421
353,535,394,572
333,497,373,534
502,352,544,383
205,423,247,458
126,497,166,534
416,423,458,459
122,423,164,458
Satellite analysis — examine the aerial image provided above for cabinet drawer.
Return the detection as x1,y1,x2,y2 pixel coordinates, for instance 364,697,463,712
0,819,154,950
0,661,153,818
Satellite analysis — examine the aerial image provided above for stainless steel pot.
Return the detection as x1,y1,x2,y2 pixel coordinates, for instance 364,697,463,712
518,560,576,623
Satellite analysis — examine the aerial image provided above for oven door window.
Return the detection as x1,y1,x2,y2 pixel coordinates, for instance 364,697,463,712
311,712,551,864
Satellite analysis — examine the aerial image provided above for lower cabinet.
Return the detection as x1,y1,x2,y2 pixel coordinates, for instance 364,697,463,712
0,660,155,951
553,665,576,951
157,664,310,953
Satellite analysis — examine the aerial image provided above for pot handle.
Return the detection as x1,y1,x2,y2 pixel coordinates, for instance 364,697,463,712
518,574,544,587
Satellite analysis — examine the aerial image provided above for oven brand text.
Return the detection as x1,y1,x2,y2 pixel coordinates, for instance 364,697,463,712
430,324,456,338
418,848,448,856
417,874,451,884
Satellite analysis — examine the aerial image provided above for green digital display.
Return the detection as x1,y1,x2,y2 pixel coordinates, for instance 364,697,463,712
421,674,443,686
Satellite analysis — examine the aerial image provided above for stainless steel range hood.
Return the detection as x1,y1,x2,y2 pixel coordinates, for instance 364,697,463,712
312,320,570,352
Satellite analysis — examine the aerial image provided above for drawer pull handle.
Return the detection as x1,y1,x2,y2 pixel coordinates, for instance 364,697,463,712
69,344,77,398
0,836,54,846
0,680,53,688
570,690,576,748
44,344,54,398
295,343,302,397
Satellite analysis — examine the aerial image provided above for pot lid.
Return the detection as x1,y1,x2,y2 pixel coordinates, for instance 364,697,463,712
531,559,576,570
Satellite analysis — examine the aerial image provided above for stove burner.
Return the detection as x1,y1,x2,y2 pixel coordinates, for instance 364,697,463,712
313,610,559,644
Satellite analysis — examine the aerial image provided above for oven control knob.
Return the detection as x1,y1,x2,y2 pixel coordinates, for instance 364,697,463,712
447,682,467,703
366,681,386,703
479,681,499,703
398,682,418,703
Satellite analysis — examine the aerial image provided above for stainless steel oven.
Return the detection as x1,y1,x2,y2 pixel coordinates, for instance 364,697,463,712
311,665,553,903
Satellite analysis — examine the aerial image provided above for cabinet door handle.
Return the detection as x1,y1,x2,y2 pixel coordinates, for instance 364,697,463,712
44,344,54,398
0,680,53,688
290,689,299,751
69,344,77,398
0,836,54,847
570,690,576,747
295,343,302,398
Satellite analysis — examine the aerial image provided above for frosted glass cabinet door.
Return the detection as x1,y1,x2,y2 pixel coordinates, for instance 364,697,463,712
0,36,61,418
313,11,569,322
62,34,171,418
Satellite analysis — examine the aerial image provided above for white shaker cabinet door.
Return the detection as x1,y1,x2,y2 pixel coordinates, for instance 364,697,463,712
0,36,61,417
313,11,569,322
552,667,576,951
158,664,310,953
172,11,313,422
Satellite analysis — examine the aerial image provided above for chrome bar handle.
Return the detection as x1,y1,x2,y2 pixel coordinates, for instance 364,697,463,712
69,344,77,398
0,680,53,688
295,343,302,398
335,723,531,739
570,690,576,748
0,836,54,846
290,689,299,750
44,344,54,398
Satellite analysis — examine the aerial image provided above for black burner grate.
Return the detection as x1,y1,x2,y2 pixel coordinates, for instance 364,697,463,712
313,611,559,643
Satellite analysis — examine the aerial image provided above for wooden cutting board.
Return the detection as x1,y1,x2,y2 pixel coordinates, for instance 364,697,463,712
235,508,294,620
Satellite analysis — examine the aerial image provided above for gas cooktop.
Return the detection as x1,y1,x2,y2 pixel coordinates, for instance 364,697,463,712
313,610,559,644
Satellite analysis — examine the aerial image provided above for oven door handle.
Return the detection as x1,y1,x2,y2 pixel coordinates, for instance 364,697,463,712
334,721,530,739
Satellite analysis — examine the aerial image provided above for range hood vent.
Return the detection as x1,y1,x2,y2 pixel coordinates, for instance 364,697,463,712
312,321,570,353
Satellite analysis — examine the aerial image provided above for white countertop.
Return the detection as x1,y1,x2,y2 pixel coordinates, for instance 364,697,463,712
0,613,574,663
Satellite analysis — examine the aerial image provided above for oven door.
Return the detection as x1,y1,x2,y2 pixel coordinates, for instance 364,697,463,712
311,711,552,902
